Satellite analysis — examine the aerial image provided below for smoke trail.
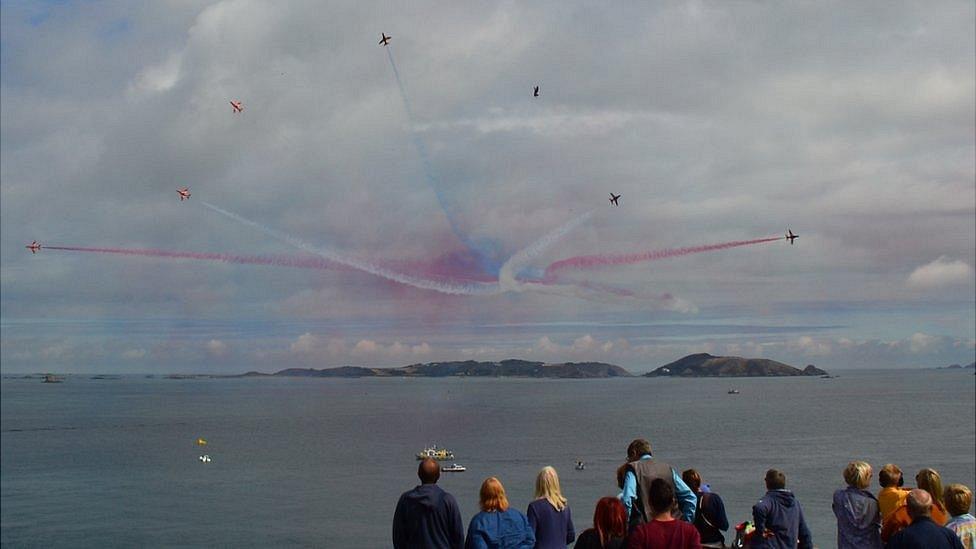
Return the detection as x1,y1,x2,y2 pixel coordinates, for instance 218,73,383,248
42,246,343,272
385,46,499,273
544,236,784,279
201,201,502,295
498,212,593,292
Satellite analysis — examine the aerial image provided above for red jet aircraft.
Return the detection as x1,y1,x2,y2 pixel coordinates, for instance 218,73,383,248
230,100,244,113
26,241,41,254
177,188,191,201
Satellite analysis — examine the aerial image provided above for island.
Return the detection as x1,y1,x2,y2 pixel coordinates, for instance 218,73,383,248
240,359,632,379
643,353,828,377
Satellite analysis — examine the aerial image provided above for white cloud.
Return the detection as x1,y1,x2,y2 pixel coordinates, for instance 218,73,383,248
907,257,974,289
128,52,183,95
122,348,147,360
206,339,228,357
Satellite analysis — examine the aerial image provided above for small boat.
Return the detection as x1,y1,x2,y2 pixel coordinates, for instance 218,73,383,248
416,445,455,461
575,461,585,471
728,389,740,394
441,464,466,472
199,455,212,463
42,374,63,383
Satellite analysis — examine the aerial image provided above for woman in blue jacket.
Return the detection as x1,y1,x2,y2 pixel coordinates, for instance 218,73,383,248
466,477,535,549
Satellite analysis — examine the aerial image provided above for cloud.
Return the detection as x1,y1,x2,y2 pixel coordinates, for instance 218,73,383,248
128,51,183,95
206,339,228,357
907,257,974,289
122,348,147,360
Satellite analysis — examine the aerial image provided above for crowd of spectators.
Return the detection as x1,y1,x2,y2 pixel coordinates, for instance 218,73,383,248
392,438,974,548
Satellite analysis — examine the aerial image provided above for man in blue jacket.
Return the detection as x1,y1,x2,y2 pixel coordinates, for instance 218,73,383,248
751,469,813,549
393,458,465,549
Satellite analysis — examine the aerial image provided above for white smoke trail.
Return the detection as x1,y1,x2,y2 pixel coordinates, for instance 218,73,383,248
498,212,593,292
201,202,502,296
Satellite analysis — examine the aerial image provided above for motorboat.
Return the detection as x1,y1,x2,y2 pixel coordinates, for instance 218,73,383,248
441,464,466,472
416,445,455,461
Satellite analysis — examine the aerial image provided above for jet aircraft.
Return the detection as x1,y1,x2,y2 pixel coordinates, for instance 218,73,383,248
379,33,391,46
786,229,798,245
26,241,41,254
609,193,621,206
177,188,191,201
230,100,243,113
534,86,540,97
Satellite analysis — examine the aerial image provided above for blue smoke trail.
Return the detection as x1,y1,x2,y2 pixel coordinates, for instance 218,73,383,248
385,46,502,274
201,201,501,295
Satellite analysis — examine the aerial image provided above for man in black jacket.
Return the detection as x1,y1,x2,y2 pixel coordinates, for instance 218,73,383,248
887,489,964,549
393,458,464,549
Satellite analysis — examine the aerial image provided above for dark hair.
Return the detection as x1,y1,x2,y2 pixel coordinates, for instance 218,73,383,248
616,463,630,490
418,458,440,484
879,464,903,488
592,496,627,546
627,439,652,461
649,478,675,515
682,469,702,493
765,469,786,490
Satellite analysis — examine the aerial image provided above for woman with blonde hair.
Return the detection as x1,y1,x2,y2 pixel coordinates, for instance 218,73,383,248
527,466,576,547
881,467,950,543
832,460,881,548
465,477,535,549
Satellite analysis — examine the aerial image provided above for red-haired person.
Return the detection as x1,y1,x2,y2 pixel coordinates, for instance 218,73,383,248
465,477,535,549
574,497,628,549
626,479,700,549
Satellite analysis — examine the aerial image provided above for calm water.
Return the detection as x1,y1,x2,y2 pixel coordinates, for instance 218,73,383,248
2,369,974,548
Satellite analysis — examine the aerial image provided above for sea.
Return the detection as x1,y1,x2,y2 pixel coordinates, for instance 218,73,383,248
2,368,974,548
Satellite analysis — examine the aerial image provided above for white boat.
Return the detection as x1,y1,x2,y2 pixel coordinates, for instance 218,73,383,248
441,463,466,472
728,389,740,394
575,461,585,471
199,455,212,463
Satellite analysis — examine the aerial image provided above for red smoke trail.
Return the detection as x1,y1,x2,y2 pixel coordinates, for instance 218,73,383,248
543,236,784,280
42,246,494,285
43,246,344,272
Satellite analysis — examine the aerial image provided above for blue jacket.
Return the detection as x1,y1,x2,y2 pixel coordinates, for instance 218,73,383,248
527,499,575,548
620,455,697,522
831,486,881,549
465,508,536,549
751,489,812,549
887,516,964,549
393,484,464,549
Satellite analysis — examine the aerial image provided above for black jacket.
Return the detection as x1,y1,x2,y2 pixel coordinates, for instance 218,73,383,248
393,484,464,549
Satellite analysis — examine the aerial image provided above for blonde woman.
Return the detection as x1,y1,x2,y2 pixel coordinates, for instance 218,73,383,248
832,460,881,549
465,477,535,549
527,466,576,548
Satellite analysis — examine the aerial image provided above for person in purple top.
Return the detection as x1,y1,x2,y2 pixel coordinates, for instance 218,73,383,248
527,466,575,547
832,460,881,549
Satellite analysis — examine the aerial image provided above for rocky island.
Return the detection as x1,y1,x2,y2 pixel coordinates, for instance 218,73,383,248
242,359,632,379
643,353,828,377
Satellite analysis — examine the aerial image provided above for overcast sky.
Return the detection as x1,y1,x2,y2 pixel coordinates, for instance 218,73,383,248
2,1,974,373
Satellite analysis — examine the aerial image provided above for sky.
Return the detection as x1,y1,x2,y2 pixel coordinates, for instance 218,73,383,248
2,1,974,374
